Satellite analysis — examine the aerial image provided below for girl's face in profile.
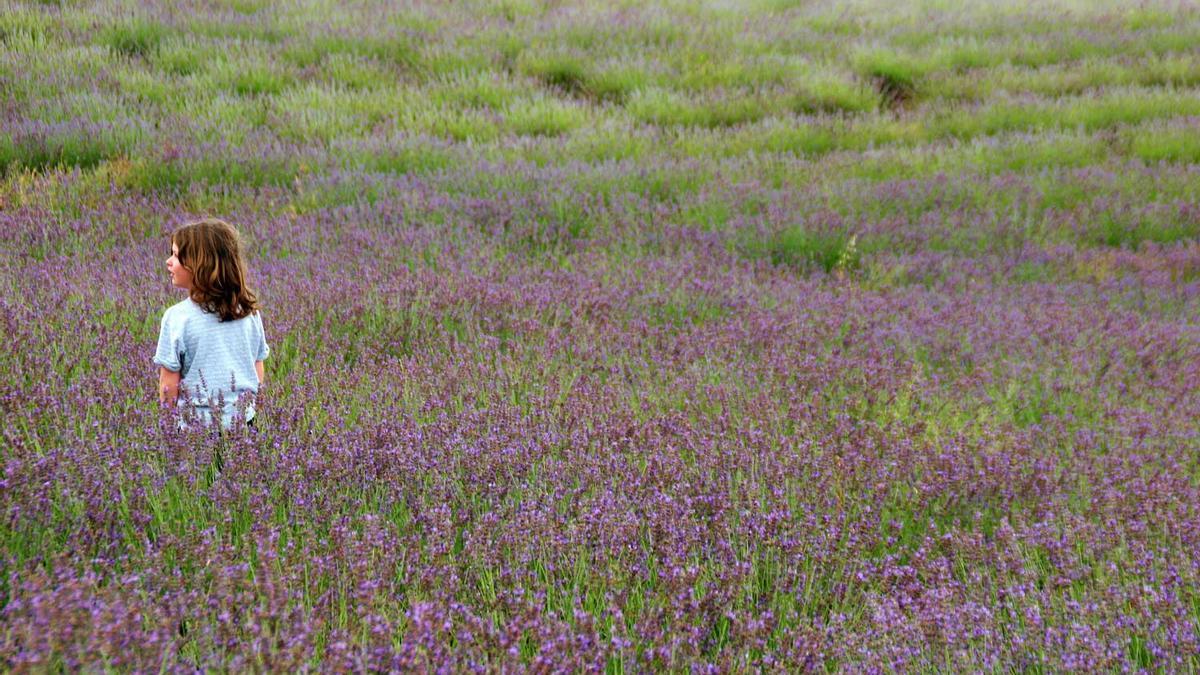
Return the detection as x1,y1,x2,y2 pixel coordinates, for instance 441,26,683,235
166,242,193,291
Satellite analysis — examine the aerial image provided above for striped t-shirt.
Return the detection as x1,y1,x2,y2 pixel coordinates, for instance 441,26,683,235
153,297,269,427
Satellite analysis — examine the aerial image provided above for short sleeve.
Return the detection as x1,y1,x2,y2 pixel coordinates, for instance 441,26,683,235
253,312,270,361
153,311,184,372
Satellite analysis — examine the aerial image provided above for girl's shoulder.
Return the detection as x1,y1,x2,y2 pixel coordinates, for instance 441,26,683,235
162,297,205,324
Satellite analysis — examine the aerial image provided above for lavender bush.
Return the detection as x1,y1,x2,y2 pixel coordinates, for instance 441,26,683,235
2,0,1199,670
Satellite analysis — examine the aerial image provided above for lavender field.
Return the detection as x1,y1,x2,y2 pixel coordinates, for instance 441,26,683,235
3,0,1200,670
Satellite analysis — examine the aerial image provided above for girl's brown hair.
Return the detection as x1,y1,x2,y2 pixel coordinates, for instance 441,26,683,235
172,218,259,322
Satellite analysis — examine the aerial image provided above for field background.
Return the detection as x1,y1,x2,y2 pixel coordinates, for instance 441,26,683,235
2,0,1199,670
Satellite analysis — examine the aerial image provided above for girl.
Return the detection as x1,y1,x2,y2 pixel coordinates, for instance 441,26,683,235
154,218,269,429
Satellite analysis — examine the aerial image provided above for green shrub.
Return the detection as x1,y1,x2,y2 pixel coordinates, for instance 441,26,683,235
0,10,50,46
3,122,140,174
520,52,590,97
151,38,212,76
627,87,706,127
103,19,168,59
741,226,862,274
560,124,651,162
627,88,767,129
506,97,586,137
328,54,394,91
349,140,454,175
127,155,188,193
715,120,838,158
852,49,925,110
929,37,996,72
431,110,501,143
230,66,288,96
435,70,523,109
1130,127,1200,164
586,66,648,104
1088,206,1199,249
976,134,1107,173
788,74,876,115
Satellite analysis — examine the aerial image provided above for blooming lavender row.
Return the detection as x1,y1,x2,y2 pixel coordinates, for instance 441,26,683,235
3,175,1199,669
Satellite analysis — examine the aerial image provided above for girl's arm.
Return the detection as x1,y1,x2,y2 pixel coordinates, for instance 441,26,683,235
159,367,181,405
255,360,265,386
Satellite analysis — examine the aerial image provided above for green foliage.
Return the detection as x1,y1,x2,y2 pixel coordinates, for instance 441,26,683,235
673,52,791,92
628,88,767,129
745,121,839,156
627,87,705,127
1087,207,1199,249
436,70,523,110
505,97,587,137
928,36,995,72
151,38,212,76
520,52,590,96
559,123,651,162
347,140,454,176
586,66,648,104
853,49,924,110
1130,127,1200,164
0,124,139,174
319,53,392,90
1124,7,1177,31
519,52,648,104
103,19,169,59
229,65,290,97
934,90,1200,141
788,73,877,115
115,68,175,105
650,290,730,329
973,133,1107,173
432,109,501,143
0,9,50,46
282,32,420,71
740,226,862,274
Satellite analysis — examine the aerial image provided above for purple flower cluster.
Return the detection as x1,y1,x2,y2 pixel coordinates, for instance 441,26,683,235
3,168,1198,669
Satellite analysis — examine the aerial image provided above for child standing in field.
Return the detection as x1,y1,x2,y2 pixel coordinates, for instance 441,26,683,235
154,218,269,429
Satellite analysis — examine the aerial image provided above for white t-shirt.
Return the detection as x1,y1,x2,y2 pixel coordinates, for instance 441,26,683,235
153,298,269,427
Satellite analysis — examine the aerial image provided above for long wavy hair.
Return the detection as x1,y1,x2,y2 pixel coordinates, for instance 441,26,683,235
172,218,260,322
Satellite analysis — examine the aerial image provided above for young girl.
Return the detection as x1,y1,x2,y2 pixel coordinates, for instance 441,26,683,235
154,218,269,429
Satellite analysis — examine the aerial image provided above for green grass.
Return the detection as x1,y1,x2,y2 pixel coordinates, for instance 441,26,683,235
338,137,454,177
787,71,878,115
1129,125,1200,164
151,37,217,76
225,63,291,97
434,70,525,110
649,290,731,329
126,150,307,193
554,122,652,162
738,226,863,274
936,89,1200,140
627,88,769,129
1086,206,1199,249
102,18,169,59
853,48,925,110
273,84,374,142
505,96,588,137
519,51,591,97
0,8,51,46
701,119,840,158
0,122,140,174
281,32,421,71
